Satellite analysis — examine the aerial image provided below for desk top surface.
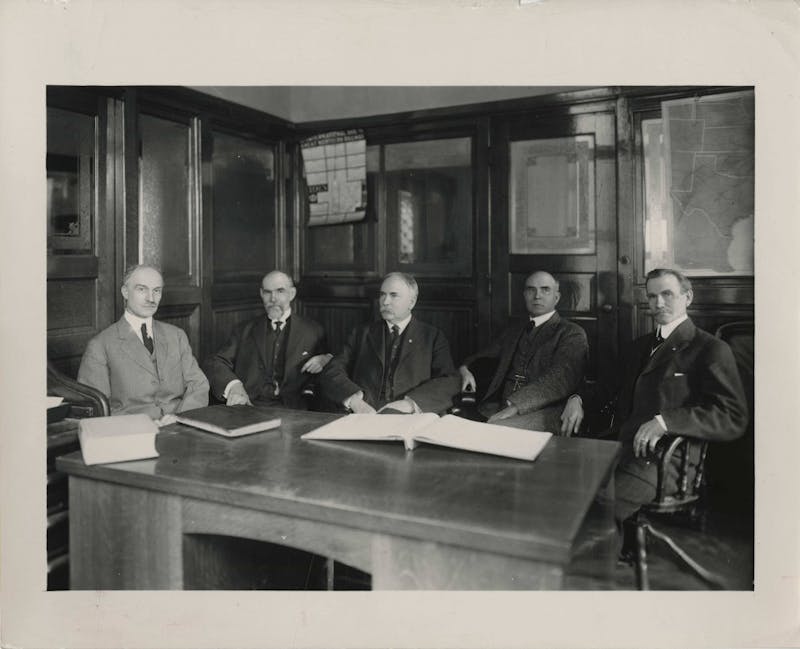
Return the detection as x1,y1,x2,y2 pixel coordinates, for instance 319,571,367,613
58,408,619,563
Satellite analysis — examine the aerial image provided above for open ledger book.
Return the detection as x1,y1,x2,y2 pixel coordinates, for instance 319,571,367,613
301,413,552,461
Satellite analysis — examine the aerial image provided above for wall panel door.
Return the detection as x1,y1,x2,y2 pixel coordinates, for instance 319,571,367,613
46,91,119,376
491,106,618,384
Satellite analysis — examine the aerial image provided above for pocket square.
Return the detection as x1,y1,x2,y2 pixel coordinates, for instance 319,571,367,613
301,351,309,356
673,372,685,377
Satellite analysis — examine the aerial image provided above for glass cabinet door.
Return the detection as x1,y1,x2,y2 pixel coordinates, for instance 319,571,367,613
211,131,277,283
139,112,198,286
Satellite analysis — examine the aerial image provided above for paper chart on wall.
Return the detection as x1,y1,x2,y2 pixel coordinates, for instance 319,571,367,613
301,129,367,226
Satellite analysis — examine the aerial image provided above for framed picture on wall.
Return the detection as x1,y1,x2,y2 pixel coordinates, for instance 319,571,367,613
508,135,596,255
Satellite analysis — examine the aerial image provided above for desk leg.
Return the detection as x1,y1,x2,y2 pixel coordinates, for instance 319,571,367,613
69,477,183,589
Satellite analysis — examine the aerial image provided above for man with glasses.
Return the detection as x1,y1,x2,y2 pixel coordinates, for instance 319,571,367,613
458,270,588,434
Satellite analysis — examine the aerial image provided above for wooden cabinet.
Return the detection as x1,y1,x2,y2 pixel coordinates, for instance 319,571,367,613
46,419,80,590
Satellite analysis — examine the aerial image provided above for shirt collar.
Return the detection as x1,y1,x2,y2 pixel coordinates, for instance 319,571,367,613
270,307,292,328
530,310,557,328
124,310,153,338
387,313,413,335
658,314,688,340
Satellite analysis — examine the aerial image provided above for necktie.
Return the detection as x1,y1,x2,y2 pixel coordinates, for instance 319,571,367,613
271,321,284,396
650,329,664,355
526,320,536,333
389,325,401,359
141,323,154,355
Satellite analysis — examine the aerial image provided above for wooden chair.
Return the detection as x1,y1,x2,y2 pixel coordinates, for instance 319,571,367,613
47,360,110,418
46,361,110,590
631,320,754,590
449,357,497,421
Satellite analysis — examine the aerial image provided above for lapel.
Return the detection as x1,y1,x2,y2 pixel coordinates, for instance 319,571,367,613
498,320,528,373
396,316,418,367
116,316,157,377
640,318,696,376
153,320,171,374
529,312,560,351
250,315,270,369
366,320,386,367
283,316,303,376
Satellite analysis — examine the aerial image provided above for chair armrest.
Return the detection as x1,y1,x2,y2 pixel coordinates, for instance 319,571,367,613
647,435,708,512
47,362,110,418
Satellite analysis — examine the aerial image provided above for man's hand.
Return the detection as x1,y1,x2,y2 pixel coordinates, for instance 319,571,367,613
458,365,476,393
226,382,252,406
488,403,519,423
560,395,584,436
156,414,178,427
301,353,333,374
348,393,376,414
378,398,419,414
633,418,666,458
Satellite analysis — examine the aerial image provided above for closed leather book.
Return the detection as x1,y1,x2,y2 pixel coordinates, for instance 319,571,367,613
176,405,282,438
78,414,159,465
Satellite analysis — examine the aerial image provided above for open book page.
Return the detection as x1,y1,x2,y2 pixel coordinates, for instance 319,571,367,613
301,413,440,450
413,414,552,461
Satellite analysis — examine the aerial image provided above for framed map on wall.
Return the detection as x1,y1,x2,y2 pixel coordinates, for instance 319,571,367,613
644,90,754,276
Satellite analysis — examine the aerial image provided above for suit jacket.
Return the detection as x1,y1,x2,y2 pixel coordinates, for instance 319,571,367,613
464,312,588,415
320,316,460,413
583,318,747,445
204,313,327,409
77,317,209,419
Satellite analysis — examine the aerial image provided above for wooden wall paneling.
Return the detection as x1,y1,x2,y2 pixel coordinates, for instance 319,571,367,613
156,303,202,354
474,117,492,350
616,96,637,350
210,302,265,355
123,88,139,279
297,299,374,356
632,302,753,339
46,91,117,376
412,303,476,366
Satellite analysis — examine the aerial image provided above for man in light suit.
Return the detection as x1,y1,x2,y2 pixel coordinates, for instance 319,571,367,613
560,268,747,522
78,265,209,425
458,271,588,434
320,272,459,414
204,270,331,409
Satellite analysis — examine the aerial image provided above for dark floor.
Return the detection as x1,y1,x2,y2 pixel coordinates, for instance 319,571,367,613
565,509,754,590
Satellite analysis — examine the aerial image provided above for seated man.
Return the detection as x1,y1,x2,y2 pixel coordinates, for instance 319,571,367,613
458,271,587,434
205,270,331,409
78,264,209,425
320,272,459,414
560,268,748,524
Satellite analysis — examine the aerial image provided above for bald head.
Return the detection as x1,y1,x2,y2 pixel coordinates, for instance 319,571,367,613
260,270,296,320
523,271,560,317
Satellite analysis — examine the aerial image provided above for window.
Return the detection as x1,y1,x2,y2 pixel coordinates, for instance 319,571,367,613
302,135,474,277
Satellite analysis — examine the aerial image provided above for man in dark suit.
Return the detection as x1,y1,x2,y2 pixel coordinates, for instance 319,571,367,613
458,271,588,434
320,272,459,414
205,270,331,409
78,264,209,425
560,268,747,522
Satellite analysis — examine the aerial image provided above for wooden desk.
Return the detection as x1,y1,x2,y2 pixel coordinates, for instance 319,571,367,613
57,408,620,590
